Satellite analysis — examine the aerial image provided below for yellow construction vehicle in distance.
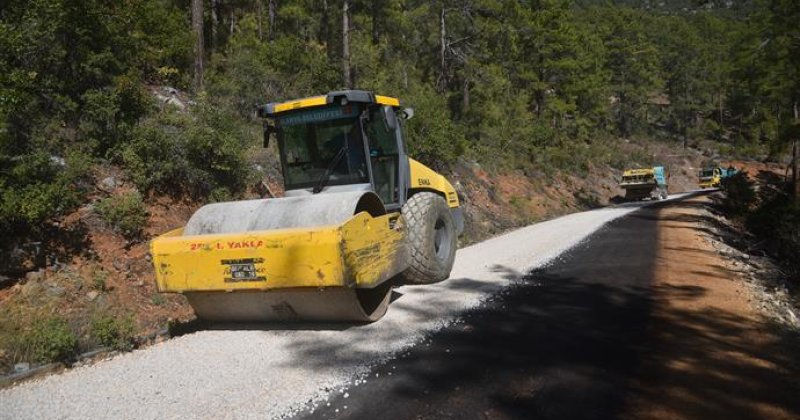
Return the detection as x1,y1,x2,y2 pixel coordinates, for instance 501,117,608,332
698,165,738,189
150,90,464,323
619,166,669,201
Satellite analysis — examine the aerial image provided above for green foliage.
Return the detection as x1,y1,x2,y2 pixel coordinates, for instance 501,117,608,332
78,77,154,158
0,149,91,238
0,0,188,242
747,191,800,274
91,269,108,292
23,317,77,363
96,192,148,238
207,15,338,117
122,103,253,198
403,85,467,169
584,6,661,137
91,314,135,352
150,294,166,306
719,172,757,215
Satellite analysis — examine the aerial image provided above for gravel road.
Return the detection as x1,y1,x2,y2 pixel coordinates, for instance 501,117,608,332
0,197,682,419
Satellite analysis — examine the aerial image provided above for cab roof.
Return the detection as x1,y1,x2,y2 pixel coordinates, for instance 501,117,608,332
260,90,400,117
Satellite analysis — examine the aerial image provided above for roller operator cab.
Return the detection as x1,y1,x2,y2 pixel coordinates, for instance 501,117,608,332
260,90,463,223
150,90,464,323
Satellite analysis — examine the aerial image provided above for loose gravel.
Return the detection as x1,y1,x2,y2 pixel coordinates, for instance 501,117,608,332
0,197,684,420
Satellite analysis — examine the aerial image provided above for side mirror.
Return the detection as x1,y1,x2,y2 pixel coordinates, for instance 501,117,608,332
400,107,414,120
263,123,277,148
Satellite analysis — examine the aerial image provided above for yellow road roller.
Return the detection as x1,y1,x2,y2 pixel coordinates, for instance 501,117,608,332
150,90,464,322
619,166,669,201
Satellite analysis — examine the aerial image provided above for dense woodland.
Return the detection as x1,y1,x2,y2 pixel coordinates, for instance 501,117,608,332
1,0,798,249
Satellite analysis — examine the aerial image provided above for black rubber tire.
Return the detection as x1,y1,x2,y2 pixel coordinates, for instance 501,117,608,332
399,192,457,285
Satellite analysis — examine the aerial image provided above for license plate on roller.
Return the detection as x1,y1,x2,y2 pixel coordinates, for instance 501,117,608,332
222,258,266,282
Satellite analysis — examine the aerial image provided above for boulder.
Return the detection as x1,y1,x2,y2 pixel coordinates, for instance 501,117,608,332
98,176,118,192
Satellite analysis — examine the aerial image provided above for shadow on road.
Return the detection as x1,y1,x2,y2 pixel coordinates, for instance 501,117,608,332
298,200,662,419
296,196,800,420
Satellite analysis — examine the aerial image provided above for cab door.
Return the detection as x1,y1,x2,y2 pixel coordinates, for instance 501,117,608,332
364,106,406,210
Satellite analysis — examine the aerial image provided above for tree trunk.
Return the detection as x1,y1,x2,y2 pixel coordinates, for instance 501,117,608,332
462,75,470,115
257,0,263,41
210,0,218,54
793,103,799,202
619,93,628,138
438,7,446,92
371,0,381,45
319,0,329,47
535,55,544,120
342,0,351,88
192,0,205,91
268,0,277,41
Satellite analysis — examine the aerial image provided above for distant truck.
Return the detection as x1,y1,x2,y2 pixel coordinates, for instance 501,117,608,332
698,166,737,189
619,166,669,201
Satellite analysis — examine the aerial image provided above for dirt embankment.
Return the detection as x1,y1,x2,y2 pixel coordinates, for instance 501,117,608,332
624,195,800,419
453,139,707,245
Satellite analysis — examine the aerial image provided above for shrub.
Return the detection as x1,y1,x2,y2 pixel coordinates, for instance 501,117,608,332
747,191,800,275
150,293,166,306
91,269,108,291
91,315,135,352
123,104,253,198
403,85,467,169
719,171,756,215
96,191,148,238
78,78,153,158
0,148,91,239
23,317,77,363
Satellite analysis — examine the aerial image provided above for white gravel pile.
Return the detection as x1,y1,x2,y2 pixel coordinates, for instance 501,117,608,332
0,197,681,419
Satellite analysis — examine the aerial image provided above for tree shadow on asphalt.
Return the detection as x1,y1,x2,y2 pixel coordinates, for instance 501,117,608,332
289,205,663,419
290,200,800,420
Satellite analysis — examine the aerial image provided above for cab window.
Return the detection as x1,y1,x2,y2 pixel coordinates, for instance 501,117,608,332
365,106,400,205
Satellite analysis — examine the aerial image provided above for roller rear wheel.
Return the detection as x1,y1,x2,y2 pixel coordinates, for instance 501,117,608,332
400,192,457,284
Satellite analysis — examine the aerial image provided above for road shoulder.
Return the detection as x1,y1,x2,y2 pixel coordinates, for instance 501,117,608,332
623,195,800,419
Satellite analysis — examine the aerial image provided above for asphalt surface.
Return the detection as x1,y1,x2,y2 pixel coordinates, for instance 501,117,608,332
301,204,663,419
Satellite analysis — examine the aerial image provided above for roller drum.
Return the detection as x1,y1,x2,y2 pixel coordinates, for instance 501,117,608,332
181,191,393,323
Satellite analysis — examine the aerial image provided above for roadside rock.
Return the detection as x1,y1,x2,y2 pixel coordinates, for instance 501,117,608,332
50,156,66,167
98,176,118,192
699,202,800,332
788,309,799,327
25,269,45,283
45,284,66,298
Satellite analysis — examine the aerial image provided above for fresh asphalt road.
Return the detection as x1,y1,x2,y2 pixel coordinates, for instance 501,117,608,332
300,200,664,420
0,195,689,420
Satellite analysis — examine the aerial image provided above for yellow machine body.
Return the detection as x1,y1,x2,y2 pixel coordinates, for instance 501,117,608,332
151,212,406,293
409,159,460,208
698,173,721,189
